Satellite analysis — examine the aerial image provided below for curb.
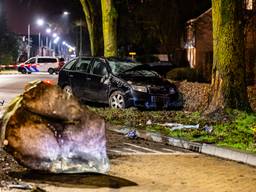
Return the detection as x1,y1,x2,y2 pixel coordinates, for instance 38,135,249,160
108,126,256,167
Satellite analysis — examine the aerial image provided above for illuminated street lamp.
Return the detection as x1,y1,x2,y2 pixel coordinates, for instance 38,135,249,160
53,36,60,44
52,33,57,38
46,28,51,34
63,11,70,16
36,18,45,56
36,18,45,26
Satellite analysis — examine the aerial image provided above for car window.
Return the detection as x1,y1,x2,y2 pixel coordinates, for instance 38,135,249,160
74,58,92,72
26,58,36,64
59,58,65,62
91,60,108,76
63,59,77,70
38,58,57,63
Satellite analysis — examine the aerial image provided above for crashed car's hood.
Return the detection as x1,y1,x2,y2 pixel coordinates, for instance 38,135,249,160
122,62,173,76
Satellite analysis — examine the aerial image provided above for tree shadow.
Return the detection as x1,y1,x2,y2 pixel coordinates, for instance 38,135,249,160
9,171,137,189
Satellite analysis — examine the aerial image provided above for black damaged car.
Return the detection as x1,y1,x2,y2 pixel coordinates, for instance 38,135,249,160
58,57,181,109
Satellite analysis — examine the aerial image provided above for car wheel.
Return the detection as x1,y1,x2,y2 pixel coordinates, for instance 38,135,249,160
48,68,55,75
21,68,27,74
63,85,73,98
109,91,126,109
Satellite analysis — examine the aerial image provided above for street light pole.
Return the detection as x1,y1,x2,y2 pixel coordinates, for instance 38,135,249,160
38,32,41,56
27,24,31,59
79,18,82,56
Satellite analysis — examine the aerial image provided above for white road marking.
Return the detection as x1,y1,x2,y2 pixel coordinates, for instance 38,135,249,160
108,149,124,154
123,142,162,153
109,143,196,155
108,149,199,156
161,148,177,153
123,147,142,153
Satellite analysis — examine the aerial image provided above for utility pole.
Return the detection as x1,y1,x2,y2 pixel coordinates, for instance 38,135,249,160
79,18,83,56
38,32,41,56
27,24,31,59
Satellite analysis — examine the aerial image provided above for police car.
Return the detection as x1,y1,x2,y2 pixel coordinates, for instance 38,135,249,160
17,56,64,74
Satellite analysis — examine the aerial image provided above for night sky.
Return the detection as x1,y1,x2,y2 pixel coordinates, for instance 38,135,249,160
4,0,82,35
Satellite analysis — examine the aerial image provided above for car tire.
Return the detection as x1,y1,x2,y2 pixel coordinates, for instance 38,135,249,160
63,85,73,98
48,68,55,75
21,68,27,74
109,91,126,109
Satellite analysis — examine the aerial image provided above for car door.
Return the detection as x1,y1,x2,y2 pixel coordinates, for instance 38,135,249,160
58,58,78,88
69,58,92,100
85,58,109,103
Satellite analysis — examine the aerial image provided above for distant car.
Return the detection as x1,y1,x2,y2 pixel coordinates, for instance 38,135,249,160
17,56,65,74
58,57,181,109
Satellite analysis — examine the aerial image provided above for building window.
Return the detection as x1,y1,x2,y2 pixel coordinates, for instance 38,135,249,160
246,0,253,10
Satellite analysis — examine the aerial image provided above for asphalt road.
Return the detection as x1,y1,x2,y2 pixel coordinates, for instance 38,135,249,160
0,73,58,103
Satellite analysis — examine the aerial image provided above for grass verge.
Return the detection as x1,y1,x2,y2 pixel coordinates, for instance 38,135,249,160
90,107,256,153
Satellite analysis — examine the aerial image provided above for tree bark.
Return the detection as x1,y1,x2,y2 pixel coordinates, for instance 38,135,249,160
80,0,100,56
101,0,118,57
206,0,251,113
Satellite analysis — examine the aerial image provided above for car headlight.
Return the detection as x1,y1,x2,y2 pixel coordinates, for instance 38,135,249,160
169,87,176,94
132,85,147,93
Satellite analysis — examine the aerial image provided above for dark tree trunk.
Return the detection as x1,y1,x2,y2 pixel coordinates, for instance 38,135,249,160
80,0,101,56
101,0,118,57
206,0,251,113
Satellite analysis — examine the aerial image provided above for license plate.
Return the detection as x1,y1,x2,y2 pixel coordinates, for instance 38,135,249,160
151,96,168,103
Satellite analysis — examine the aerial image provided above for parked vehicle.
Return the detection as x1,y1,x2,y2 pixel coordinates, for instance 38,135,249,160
58,57,181,109
17,56,65,74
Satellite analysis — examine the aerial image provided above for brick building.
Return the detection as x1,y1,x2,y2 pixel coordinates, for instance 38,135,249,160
185,1,256,84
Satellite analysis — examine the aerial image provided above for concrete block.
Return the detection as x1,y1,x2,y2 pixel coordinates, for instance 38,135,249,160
201,144,217,156
150,133,162,142
168,137,189,149
214,147,233,160
246,154,256,166
229,150,248,163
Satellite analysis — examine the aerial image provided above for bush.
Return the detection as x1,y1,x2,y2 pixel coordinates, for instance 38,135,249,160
166,67,206,82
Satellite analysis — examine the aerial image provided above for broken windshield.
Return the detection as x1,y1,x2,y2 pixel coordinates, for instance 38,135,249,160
108,61,159,77
108,61,140,75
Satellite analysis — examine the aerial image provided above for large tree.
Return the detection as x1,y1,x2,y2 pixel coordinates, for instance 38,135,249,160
207,0,251,113
101,0,118,57
80,0,101,56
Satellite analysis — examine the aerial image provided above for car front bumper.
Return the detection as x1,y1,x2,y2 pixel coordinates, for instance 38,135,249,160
127,90,181,109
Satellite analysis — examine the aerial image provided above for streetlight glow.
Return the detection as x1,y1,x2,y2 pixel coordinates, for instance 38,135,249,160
53,36,60,44
46,28,51,34
36,18,45,26
52,33,57,38
63,11,70,16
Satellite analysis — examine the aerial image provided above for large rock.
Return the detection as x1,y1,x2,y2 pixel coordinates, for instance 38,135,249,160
0,80,109,173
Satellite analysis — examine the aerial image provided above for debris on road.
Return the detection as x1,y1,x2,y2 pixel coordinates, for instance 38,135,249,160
0,99,4,106
158,123,200,130
0,80,109,173
203,124,213,133
7,182,33,190
126,130,138,139
146,119,152,125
